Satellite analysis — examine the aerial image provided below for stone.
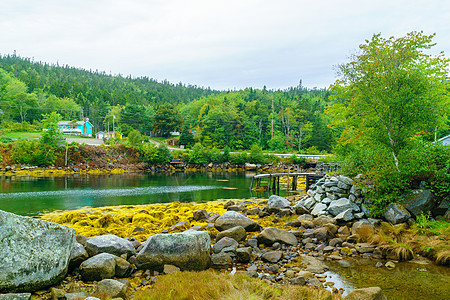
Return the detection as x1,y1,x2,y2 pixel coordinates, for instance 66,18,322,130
356,243,375,253
163,264,181,274
337,181,352,190
212,237,239,254
69,242,89,269
298,214,313,221
93,279,127,300
223,200,235,209
302,256,329,274
344,286,387,300
0,294,31,300
352,220,375,235
114,256,132,278
257,227,298,246
79,253,116,281
338,175,353,186
385,261,396,269
293,203,309,215
314,193,325,202
314,227,329,241
335,209,354,221
51,287,66,300
246,238,258,248
313,215,337,226
307,277,323,288
321,197,332,205
328,198,354,216
261,251,283,263
330,186,347,194
193,209,209,221
323,246,334,253
384,203,411,224
211,252,234,266
400,189,435,217
290,277,306,285
206,212,220,223
86,234,136,258
0,210,75,293
236,247,252,263
214,211,261,232
267,195,291,213
63,292,89,300
246,207,261,215
303,198,317,210
76,235,88,246
135,230,211,271
433,198,449,217
227,203,246,211
216,226,246,242
311,203,328,216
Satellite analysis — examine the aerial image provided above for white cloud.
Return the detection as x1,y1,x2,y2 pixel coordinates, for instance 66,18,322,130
1,0,449,90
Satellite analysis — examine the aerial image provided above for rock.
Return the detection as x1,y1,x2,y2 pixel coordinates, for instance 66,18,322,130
135,230,211,271
293,202,309,215
227,202,246,211
352,220,375,235
303,198,317,210
298,214,313,221
384,203,411,224
344,286,387,300
307,277,323,288
236,247,252,263
385,261,396,269
62,292,89,300
193,209,209,221
69,242,89,269
79,253,116,281
321,197,332,205
400,189,435,217
313,215,336,226
0,210,75,293
0,294,31,300
257,227,298,246
75,235,88,246
311,203,328,216
93,279,127,300
114,256,132,278
335,209,354,221
246,238,258,248
206,212,220,223
51,287,66,300
314,227,329,241
433,198,449,217
214,211,261,232
338,175,354,186
290,276,306,285
86,234,136,258
246,207,261,215
216,226,246,242
302,256,329,274
223,200,235,209
356,243,375,253
328,198,356,216
261,251,283,263
267,195,291,213
212,237,239,254
337,181,352,190
211,252,234,266
163,265,181,274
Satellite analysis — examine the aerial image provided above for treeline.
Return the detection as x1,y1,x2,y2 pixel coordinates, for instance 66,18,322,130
0,54,338,152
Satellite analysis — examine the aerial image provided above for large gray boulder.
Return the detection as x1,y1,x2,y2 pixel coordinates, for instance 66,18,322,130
384,203,411,224
0,210,75,293
135,230,211,271
267,195,291,213
86,234,136,258
256,227,298,246
328,198,358,216
216,226,246,242
311,203,328,216
212,237,239,254
214,211,261,232
0,294,31,300
79,253,116,281
400,189,435,217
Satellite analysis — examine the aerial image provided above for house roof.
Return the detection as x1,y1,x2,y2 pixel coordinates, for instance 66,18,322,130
437,134,450,142
58,120,93,126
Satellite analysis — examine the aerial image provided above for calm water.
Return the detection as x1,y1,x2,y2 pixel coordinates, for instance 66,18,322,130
0,172,275,216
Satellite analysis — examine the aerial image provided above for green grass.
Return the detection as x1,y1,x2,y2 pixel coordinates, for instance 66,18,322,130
2,131,41,139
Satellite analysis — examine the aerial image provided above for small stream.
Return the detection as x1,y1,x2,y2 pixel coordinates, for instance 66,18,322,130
324,258,450,300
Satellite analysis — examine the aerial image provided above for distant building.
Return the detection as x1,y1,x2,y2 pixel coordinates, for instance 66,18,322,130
96,131,122,140
437,134,450,146
57,118,93,137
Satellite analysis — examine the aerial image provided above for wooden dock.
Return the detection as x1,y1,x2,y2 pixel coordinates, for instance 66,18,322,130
250,172,322,192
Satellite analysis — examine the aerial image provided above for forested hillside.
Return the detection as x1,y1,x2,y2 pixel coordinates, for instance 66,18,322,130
0,54,337,151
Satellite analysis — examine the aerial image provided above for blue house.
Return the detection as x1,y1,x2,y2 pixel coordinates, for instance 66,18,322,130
57,118,94,137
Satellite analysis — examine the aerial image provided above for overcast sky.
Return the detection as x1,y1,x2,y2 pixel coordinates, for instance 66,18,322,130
1,0,449,90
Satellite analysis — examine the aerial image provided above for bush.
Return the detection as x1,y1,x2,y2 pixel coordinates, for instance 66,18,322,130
188,143,209,165
289,154,306,164
11,139,54,166
230,152,248,165
248,144,266,164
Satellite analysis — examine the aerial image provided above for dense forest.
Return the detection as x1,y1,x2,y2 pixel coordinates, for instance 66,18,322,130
0,54,337,151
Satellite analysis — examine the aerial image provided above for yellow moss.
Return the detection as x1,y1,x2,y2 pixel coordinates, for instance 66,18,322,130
341,247,353,255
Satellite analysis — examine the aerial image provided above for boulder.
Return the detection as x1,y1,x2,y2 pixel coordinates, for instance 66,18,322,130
79,253,116,281
113,256,132,278
303,198,317,210
338,175,353,186
211,252,234,266
216,226,246,242
92,279,127,300
62,292,89,300
400,189,435,217
0,210,75,293
214,211,261,232
69,242,89,269
301,256,329,274
351,220,374,235
261,251,283,263
327,198,356,216
344,287,387,300
384,203,411,224
212,237,239,254
193,209,209,221
293,202,309,215
85,234,136,258
135,230,211,271
267,195,291,213
236,247,252,263
311,203,328,216
433,198,449,217
256,227,298,246
335,209,354,221
313,215,337,226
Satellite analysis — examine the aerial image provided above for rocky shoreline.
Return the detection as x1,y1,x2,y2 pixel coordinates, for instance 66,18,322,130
1,174,448,299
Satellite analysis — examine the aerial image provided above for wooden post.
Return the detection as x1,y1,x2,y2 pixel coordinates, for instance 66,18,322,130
250,177,254,190
268,175,271,190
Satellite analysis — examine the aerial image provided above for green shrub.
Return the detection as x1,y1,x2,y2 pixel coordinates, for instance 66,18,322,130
248,144,266,164
11,139,55,166
230,152,248,165
188,143,209,165
289,154,306,164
